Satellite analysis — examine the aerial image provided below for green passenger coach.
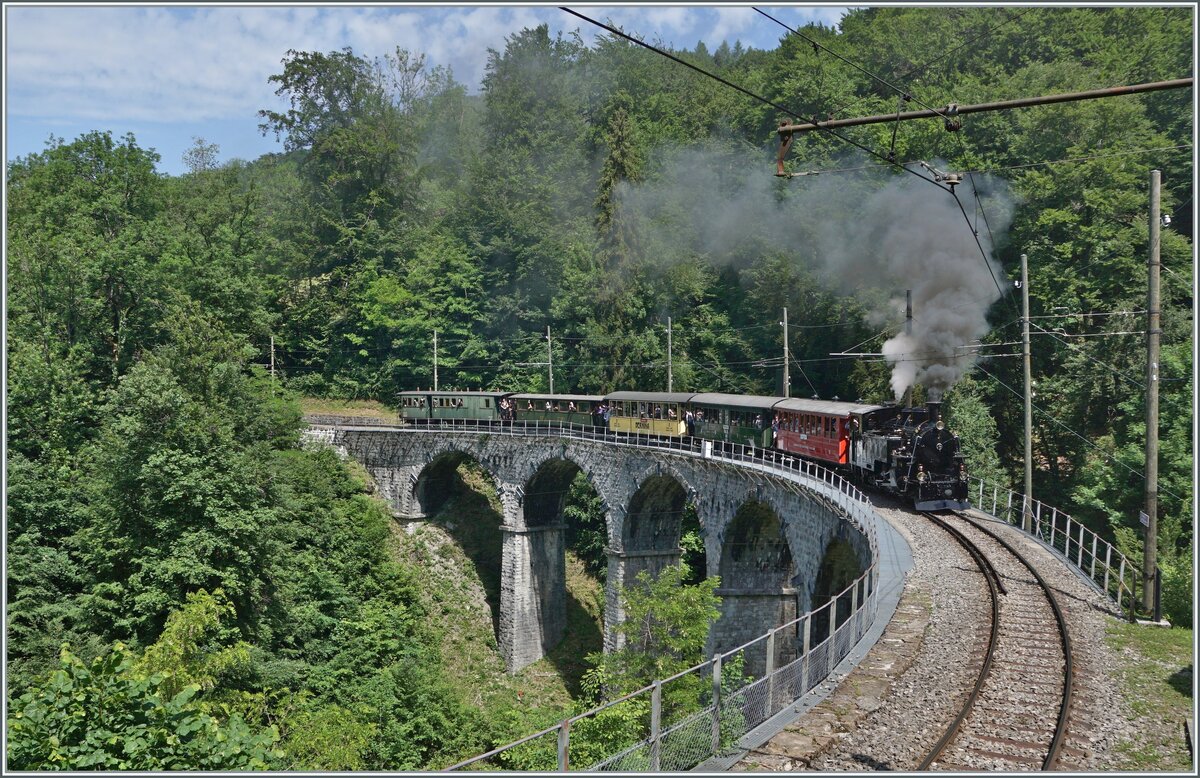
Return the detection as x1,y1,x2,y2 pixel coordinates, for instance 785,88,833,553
509,394,602,426
397,391,507,422
689,393,779,448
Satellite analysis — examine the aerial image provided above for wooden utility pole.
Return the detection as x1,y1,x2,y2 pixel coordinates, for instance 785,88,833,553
1021,253,1033,532
782,308,790,397
547,325,554,395
1143,170,1162,613
433,330,439,391
667,317,673,393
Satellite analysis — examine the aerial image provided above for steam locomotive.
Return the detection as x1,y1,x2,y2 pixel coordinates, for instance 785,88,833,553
396,389,970,511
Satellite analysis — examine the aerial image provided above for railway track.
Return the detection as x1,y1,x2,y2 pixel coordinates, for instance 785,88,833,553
919,510,1074,771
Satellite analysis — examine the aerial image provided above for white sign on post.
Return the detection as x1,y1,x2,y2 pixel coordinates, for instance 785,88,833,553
1139,511,1150,528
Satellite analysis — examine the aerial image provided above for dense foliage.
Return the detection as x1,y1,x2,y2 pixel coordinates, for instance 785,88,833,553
6,6,1193,767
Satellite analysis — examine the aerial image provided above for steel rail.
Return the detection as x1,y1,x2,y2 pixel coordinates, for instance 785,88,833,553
956,512,1074,770
776,77,1193,134
917,511,1003,771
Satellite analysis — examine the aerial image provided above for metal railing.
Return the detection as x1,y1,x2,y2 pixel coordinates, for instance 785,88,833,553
445,564,879,772
968,476,1138,616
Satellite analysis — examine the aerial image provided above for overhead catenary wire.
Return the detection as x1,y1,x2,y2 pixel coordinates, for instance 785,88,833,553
557,6,948,194
1026,319,1146,389
887,6,1037,87
773,6,1036,146
558,6,1025,338
949,187,1017,316
775,78,1194,134
752,7,955,125
973,362,1184,503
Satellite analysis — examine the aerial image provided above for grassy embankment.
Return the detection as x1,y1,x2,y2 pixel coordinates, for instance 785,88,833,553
299,396,396,420
1105,622,1194,770
386,462,605,762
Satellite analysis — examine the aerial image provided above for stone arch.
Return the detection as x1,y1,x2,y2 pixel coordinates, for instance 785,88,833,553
504,455,609,667
414,448,495,517
810,533,868,646
518,451,613,530
523,458,583,528
604,473,689,642
711,498,799,671
412,447,506,644
719,499,794,590
624,474,688,553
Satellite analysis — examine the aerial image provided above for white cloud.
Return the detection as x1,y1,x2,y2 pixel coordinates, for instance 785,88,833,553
5,5,855,135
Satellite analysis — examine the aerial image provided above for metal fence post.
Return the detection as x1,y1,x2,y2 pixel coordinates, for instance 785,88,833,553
557,719,570,771
1065,518,1073,559
1090,534,1098,580
1104,544,1113,595
765,629,777,712
1117,557,1126,610
1077,523,1085,568
851,581,860,634
800,616,812,693
650,681,662,771
711,654,723,753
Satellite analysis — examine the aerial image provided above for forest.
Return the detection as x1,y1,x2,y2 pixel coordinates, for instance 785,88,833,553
5,6,1193,770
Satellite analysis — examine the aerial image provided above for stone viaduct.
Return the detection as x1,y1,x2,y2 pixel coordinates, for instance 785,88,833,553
304,420,879,673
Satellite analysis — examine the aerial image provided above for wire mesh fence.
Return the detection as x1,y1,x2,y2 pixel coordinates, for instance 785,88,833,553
447,564,879,772
969,476,1137,615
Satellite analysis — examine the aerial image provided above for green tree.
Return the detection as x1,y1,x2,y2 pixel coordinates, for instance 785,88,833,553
945,375,1005,487
6,644,281,770
583,563,721,697
134,589,253,700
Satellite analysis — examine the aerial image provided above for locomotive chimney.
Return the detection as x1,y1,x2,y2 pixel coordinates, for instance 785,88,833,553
926,387,944,423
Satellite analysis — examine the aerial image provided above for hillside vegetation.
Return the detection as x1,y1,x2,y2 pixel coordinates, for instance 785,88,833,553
6,7,1192,768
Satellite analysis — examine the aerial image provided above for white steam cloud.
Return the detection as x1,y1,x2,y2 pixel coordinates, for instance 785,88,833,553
615,146,1012,400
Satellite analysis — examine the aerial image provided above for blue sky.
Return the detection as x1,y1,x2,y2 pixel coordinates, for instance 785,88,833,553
4,4,852,176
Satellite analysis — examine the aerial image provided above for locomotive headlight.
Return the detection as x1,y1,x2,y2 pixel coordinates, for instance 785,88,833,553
917,470,926,482
936,420,945,430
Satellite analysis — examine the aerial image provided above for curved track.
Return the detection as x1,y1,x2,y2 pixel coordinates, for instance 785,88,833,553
919,511,1074,771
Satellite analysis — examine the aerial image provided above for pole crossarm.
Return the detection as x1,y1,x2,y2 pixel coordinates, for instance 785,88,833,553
776,78,1193,134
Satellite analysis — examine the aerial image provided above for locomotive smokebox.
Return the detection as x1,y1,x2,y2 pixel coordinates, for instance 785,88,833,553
926,388,944,424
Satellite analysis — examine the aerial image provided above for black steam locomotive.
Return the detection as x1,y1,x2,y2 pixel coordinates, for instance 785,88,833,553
848,398,970,511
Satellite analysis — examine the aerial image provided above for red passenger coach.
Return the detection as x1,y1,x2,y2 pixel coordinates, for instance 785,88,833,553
772,398,882,466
